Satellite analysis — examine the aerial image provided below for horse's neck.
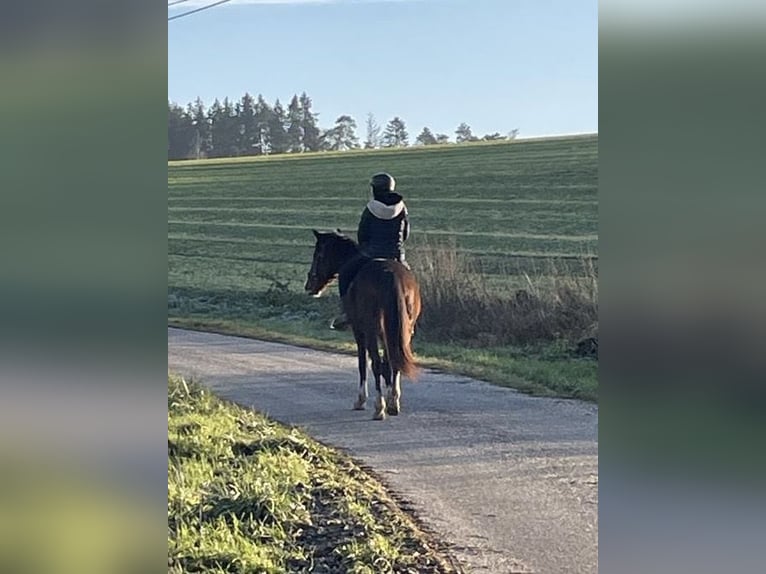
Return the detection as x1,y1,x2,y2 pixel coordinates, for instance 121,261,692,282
336,240,361,268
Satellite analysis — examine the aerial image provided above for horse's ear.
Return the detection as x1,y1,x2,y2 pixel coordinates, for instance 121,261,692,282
335,228,343,235
312,229,320,238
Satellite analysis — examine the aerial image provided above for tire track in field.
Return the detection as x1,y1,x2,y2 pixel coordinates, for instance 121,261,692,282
168,195,597,204
167,220,597,242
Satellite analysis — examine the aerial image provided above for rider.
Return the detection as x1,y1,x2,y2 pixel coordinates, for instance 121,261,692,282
331,172,410,330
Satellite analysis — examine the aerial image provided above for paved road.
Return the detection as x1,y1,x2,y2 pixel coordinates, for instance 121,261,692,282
168,328,598,573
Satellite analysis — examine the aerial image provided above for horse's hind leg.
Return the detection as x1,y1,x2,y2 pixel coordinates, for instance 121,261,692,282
353,332,368,410
369,339,386,420
386,370,401,416
380,357,399,416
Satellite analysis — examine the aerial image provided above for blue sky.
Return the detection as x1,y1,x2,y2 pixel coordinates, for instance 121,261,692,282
168,0,597,138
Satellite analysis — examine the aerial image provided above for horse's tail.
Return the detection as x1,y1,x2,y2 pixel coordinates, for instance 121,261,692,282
382,276,419,380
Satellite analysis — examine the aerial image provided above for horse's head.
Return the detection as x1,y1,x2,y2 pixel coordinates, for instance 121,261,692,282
304,229,357,297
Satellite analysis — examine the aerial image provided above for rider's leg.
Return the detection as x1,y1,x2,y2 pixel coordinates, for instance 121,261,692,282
331,272,350,331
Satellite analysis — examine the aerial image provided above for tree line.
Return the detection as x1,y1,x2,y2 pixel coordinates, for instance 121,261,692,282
168,92,519,160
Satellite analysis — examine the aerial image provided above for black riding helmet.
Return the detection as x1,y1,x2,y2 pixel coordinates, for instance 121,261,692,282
370,172,396,195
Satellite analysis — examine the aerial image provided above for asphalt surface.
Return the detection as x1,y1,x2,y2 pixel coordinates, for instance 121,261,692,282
168,327,598,573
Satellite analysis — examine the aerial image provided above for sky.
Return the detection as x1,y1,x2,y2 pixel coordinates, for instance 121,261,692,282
168,0,597,138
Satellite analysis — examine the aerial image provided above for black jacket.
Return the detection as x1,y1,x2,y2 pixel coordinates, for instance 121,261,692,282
356,192,410,261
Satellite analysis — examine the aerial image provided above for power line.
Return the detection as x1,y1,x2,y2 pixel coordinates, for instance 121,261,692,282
168,0,192,7
168,0,233,22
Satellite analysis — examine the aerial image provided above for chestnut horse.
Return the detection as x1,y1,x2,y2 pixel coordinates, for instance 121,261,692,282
304,230,421,420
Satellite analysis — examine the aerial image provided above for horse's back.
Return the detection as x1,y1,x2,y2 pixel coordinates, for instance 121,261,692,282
353,259,420,323
363,258,417,284
352,259,417,301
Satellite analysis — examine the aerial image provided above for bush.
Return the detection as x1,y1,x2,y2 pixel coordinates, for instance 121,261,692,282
409,239,598,347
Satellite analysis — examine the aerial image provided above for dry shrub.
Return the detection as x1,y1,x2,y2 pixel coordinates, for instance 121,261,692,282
409,239,598,346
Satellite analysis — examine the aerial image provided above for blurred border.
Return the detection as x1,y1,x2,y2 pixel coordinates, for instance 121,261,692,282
600,2,766,572
0,2,167,572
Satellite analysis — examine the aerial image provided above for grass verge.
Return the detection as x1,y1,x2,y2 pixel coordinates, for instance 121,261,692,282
168,312,597,402
168,374,460,574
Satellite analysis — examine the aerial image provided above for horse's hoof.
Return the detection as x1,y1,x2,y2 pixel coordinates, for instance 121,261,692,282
353,401,366,410
373,412,386,421
386,405,400,416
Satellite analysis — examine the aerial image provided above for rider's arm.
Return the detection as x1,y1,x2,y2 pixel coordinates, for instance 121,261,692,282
401,209,410,242
357,209,372,247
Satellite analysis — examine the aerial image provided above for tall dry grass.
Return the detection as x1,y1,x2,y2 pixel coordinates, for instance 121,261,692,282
409,239,598,347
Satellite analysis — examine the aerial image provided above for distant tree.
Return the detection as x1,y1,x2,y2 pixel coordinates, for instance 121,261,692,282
364,113,381,149
299,92,321,152
209,98,238,157
382,116,409,147
169,91,517,159
324,115,360,151
186,97,212,159
269,98,289,154
286,95,303,152
236,93,257,155
415,127,437,146
253,94,275,154
455,122,477,144
168,101,195,160
207,99,222,156
317,129,332,152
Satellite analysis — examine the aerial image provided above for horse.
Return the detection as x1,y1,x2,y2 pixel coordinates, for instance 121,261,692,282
304,229,421,420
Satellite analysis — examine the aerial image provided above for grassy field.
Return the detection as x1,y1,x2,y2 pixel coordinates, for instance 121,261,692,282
168,135,598,400
168,375,459,573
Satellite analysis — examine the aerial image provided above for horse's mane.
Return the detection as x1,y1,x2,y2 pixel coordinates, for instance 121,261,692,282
330,229,358,247
328,229,363,259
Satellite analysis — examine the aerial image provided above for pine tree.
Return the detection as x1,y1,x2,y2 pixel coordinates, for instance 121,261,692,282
207,99,222,156
187,97,212,159
364,113,381,149
415,126,437,146
299,92,321,152
324,115,360,151
254,94,274,154
269,99,289,154
237,93,257,155
435,133,450,144
286,95,303,153
168,101,195,160
455,122,476,144
382,117,409,147
209,98,238,157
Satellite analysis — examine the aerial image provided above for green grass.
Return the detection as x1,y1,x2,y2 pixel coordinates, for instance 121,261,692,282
168,375,458,573
168,135,598,400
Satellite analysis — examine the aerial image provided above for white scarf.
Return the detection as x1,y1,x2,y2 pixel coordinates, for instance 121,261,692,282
367,199,406,220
